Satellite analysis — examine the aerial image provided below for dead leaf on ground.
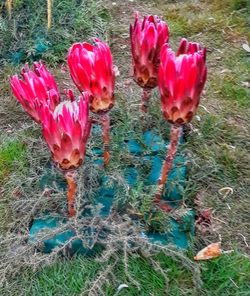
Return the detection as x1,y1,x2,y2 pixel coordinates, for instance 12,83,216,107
194,242,222,260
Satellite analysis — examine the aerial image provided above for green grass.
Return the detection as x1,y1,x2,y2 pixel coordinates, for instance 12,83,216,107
201,253,250,296
21,257,101,296
209,0,249,13
1,252,249,295
0,138,28,232
215,50,250,108
188,112,248,180
218,77,250,108
164,1,249,44
0,139,27,184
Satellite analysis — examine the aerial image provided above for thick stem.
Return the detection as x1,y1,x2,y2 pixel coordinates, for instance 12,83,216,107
141,88,152,113
101,113,110,167
154,124,182,208
65,170,77,217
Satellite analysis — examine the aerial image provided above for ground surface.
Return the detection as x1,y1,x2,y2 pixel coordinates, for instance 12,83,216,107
0,0,249,295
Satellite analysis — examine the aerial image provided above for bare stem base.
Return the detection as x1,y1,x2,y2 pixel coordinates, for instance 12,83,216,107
141,88,152,113
101,113,110,167
154,124,182,210
65,170,77,217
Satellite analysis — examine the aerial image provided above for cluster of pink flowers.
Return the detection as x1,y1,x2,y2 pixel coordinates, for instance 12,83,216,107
10,12,207,215
10,14,207,167
130,13,207,122
10,41,115,170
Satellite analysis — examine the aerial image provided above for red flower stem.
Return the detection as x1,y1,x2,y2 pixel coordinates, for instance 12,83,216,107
101,113,110,167
141,88,152,113
154,124,182,204
65,170,77,217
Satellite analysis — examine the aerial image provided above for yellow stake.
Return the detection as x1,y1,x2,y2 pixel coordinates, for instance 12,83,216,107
6,0,13,19
47,0,52,30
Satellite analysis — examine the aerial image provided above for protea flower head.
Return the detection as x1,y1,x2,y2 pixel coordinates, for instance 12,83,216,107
67,39,115,114
39,92,91,171
130,12,169,89
10,62,60,123
158,38,207,125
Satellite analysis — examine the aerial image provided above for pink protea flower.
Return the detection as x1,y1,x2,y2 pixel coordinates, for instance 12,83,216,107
10,62,60,123
39,92,91,171
130,12,169,89
158,38,207,124
67,39,115,114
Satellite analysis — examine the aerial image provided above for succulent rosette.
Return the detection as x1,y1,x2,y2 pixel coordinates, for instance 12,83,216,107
39,92,91,171
158,38,207,124
130,12,169,89
10,62,60,123
67,39,115,114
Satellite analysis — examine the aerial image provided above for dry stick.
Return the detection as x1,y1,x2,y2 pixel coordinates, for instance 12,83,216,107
140,88,152,113
65,170,77,217
101,113,110,167
154,124,182,209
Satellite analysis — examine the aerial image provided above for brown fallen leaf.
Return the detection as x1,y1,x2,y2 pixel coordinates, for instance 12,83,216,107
194,242,222,260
